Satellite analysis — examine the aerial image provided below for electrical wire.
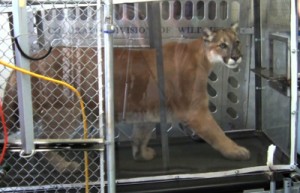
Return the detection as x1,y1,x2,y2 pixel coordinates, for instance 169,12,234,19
0,99,8,165
0,59,90,192
14,37,53,61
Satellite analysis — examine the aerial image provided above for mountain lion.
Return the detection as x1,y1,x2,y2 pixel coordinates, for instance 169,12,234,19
3,24,250,170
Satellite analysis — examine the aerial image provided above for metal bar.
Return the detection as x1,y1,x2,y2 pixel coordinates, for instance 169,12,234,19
147,1,170,169
283,178,292,193
12,0,35,155
253,0,262,131
103,0,116,192
2,139,105,152
0,181,103,193
270,180,276,193
6,138,104,145
115,165,293,184
97,1,105,192
289,0,298,166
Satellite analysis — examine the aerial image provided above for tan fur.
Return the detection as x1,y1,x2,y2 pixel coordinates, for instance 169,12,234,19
3,26,250,166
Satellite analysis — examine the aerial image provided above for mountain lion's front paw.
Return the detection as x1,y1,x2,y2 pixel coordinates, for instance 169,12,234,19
222,145,250,161
133,146,156,161
141,147,156,160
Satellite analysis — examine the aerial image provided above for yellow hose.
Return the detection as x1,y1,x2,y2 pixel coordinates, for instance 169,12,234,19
0,59,90,192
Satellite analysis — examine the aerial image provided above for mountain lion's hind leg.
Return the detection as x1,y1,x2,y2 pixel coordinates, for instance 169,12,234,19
132,123,156,161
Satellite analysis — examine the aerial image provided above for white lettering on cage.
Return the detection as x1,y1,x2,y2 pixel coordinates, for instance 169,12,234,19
116,27,147,34
67,26,97,35
48,26,97,35
113,26,171,34
178,27,203,34
46,26,204,36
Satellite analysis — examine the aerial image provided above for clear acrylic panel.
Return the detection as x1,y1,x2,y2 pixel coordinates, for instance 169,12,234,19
260,0,293,158
112,0,294,181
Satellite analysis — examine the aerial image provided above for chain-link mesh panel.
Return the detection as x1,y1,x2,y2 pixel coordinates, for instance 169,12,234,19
0,151,103,192
0,1,105,192
0,4,14,99
0,1,104,135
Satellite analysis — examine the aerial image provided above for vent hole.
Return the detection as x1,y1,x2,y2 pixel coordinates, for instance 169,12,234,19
231,1,240,23
126,4,135,20
115,4,123,20
56,9,64,21
207,84,217,97
208,1,216,20
228,76,239,88
91,6,97,20
138,3,146,20
196,1,204,20
220,1,228,20
227,92,238,103
227,107,238,119
68,9,76,20
162,1,170,20
80,7,88,20
209,71,218,81
173,1,181,20
209,101,217,113
185,1,193,20
45,10,53,21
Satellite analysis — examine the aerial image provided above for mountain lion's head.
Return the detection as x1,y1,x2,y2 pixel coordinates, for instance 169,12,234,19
204,24,242,69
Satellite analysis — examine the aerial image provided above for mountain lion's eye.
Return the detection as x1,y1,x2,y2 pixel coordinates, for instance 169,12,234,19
219,43,227,49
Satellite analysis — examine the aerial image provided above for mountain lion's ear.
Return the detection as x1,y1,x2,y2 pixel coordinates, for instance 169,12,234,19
203,28,214,42
231,23,239,32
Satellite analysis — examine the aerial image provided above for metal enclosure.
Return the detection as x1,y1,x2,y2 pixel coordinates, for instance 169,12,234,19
0,0,298,192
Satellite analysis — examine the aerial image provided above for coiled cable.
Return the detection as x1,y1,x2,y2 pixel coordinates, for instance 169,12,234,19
13,37,53,61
